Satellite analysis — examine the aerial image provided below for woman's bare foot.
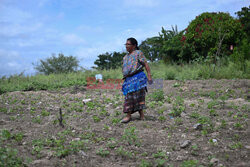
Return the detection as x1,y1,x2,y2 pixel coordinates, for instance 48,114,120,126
121,113,131,123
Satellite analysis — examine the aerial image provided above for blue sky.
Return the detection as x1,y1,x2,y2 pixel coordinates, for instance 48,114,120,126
0,0,249,76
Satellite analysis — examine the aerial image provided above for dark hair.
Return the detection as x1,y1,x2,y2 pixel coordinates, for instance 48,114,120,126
127,37,139,50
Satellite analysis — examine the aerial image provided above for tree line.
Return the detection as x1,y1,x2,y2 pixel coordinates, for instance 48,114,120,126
34,6,249,74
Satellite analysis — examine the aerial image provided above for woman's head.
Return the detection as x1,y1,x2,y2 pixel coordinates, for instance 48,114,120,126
125,37,139,53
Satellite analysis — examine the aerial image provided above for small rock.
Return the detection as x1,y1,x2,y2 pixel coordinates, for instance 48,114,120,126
181,134,186,138
82,98,92,104
180,140,191,148
79,150,87,157
32,159,51,166
176,155,185,161
0,120,8,125
212,139,218,143
72,138,80,141
181,112,187,117
245,145,250,149
193,123,202,130
210,158,219,165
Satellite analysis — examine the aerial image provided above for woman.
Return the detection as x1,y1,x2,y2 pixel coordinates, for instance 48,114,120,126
121,37,153,123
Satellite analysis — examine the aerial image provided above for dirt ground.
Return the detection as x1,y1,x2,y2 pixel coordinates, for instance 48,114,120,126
0,79,249,167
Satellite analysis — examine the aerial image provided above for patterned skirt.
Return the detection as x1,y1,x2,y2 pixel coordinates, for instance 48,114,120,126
122,71,148,114
123,87,147,114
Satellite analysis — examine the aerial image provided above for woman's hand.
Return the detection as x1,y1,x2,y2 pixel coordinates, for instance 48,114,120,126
148,74,153,85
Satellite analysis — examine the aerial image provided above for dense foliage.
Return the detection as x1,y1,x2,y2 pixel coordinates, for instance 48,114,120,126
33,53,80,75
93,52,126,70
236,6,250,38
181,12,245,62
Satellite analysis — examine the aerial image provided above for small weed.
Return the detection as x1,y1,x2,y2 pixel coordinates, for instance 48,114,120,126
169,96,185,117
0,146,24,166
116,146,133,158
209,109,218,116
152,150,168,159
173,82,181,87
111,118,120,125
228,111,234,117
69,140,86,152
155,158,166,167
0,107,8,113
92,115,101,122
191,144,199,156
96,147,110,157
103,124,110,131
41,110,50,116
32,139,44,158
1,129,12,140
13,132,24,143
139,159,152,167
174,117,183,125
158,116,166,122
209,91,216,99
233,122,244,130
207,100,219,109
190,111,200,119
166,96,172,103
198,99,204,104
180,159,198,167
229,142,243,150
220,119,227,129
106,138,117,149
32,115,41,124
122,126,141,146
189,103,195,107
150,89,165,102
157,107,165,115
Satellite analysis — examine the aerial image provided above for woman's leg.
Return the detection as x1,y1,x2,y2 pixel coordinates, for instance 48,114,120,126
139,109,144,120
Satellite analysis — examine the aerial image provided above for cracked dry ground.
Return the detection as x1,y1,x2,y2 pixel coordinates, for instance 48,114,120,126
0,79,249,167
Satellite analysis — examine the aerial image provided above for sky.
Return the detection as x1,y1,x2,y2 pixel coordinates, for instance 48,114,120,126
0,0,249,77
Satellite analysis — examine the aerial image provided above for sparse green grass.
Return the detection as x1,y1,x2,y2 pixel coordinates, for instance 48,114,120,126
96,147,110,157
169,96,185,117
122,126,141,146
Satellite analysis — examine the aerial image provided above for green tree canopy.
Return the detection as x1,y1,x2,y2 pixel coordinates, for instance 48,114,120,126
236,6,250,39
33,53,79,75
139,36,162,62
181,12,245,61
93,52,126,70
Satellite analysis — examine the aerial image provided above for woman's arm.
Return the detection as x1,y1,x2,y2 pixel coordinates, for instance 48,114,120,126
144,62,153,84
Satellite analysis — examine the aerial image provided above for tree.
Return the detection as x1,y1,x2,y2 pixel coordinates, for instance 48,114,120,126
158,25,184,63
236,6,250,39
33,53,79,75
93,52,125,70
181,12,245,62
139,36,162,62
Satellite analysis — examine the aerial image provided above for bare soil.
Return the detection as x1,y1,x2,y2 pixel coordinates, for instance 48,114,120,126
0,79,249,167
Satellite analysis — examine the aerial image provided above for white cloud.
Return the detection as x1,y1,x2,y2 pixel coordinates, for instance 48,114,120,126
77,25,103,33
0,49,19,59
38,0,50,7
0,5,32,23
0,22,43,37
123,0,160,7
7,62,20,68
62,34,85,45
